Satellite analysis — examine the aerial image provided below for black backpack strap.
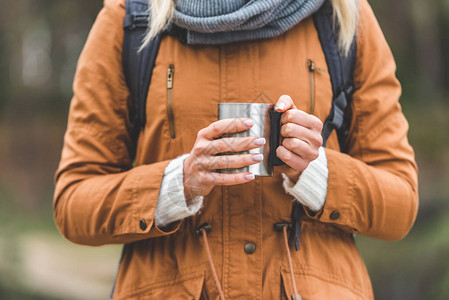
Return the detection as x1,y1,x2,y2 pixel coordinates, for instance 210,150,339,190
313,1,357,153
123,0,162,157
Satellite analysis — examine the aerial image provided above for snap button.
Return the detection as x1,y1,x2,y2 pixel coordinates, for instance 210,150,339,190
244,242,256,254
139,219,147,231
330,210,341,220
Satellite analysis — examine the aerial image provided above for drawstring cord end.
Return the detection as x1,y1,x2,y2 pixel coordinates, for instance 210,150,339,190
275,222,300,300
196,223,225,300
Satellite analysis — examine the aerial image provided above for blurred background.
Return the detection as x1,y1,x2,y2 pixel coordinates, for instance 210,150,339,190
0,0,448,299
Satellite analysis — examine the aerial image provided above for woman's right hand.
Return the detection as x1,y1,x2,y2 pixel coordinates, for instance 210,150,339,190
183,118,266,200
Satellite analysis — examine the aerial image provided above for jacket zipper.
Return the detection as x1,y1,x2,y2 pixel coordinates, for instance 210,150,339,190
308,60,325,115
167,64,176,139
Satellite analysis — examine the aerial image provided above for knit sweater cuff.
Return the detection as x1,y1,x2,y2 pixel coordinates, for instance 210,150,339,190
282,147,328,212
155,154,203,227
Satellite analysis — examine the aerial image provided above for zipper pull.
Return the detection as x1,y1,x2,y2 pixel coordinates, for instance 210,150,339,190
308,60,325,72
308,60,315,71
167,64,174,89
166,64,176,139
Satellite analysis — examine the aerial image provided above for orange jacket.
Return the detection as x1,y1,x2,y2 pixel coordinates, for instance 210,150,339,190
54,0,418,298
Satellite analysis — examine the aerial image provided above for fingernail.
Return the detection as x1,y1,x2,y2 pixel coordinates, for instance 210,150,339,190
244,119,254,127
252,154,264,162
245,173,255,180
275,102,285,110
254,138,266,146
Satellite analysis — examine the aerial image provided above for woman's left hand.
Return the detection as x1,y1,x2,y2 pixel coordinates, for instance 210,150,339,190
275,95,323,182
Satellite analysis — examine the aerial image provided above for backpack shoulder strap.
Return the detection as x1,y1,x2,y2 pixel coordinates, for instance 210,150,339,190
313,1,357,153
123,0,162,157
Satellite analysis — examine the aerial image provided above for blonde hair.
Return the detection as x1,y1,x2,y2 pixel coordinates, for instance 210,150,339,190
141,0,358,55
330,0,359,55
140,0,174,51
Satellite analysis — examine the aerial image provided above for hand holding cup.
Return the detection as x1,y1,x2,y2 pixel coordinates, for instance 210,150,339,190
274,95,323,181
183,118,265,200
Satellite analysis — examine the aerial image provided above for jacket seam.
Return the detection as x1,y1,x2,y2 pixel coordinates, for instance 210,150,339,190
131,167,139,233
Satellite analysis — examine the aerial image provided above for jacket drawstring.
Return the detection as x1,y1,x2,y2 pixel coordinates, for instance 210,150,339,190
275,222,300,300
282,225,299,300
197,223,225,300
197,221,300,300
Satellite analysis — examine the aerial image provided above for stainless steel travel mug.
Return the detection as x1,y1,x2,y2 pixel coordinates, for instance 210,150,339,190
218,103,285,177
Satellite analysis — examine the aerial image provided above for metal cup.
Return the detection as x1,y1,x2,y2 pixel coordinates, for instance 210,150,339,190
218,103,285,177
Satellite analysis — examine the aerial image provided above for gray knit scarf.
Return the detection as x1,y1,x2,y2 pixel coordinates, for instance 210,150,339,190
172,0,325,45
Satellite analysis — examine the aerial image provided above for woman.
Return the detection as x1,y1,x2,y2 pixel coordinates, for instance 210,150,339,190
54,0,418,298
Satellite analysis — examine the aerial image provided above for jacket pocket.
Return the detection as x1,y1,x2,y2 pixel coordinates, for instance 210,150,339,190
307,60,325,115
118,272,205,300
280,269,367,300
280,270,302,300
166,64,176,139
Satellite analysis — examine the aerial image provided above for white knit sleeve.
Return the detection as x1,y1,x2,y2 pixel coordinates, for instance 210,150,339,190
282,147,328,212
155,154,203,227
